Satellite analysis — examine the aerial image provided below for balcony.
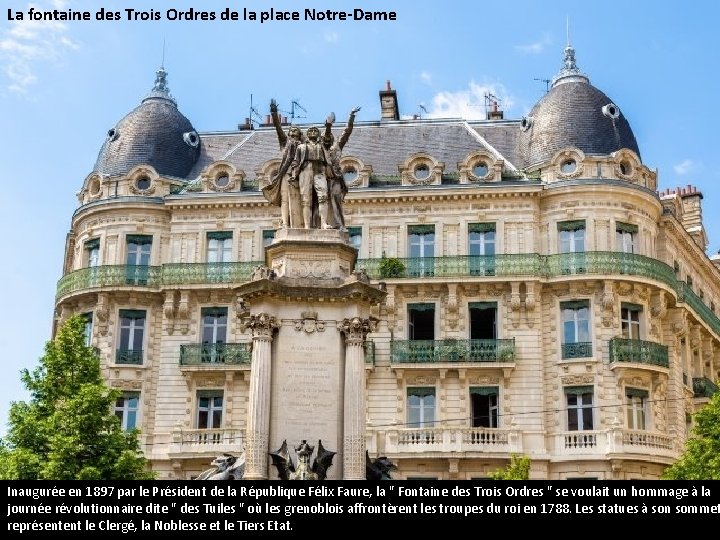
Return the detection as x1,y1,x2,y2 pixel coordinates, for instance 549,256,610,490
382,426,522,456
57,265,161,297
554,428,675,459
692,377,719,399
55,261,262,300
115,349,143,365
168,427,245,458
162,262,258,286
561,342,593,359
391,339,515,364
609,338,669,368
179,343,251,366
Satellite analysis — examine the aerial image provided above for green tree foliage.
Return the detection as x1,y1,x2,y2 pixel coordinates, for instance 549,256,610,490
662,389,720,480
378,256,405,278
0,315,154,479
489,454,531,480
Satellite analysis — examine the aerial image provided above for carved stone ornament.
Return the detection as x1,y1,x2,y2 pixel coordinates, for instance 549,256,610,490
339,317,373,344
242,313,279,339
295,311,326,333
561,374,594,385
251,265,276,281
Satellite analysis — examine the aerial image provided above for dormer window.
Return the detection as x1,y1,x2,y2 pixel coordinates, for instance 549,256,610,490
135,176,151,191
560,159,577,174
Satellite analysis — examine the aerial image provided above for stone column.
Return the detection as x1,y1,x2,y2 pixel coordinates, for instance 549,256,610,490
340,317,372,480
242,313,278,480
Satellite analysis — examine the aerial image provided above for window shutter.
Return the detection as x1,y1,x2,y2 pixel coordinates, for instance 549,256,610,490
207,231,233,240
470,386,499,396
468,223,496,233
557,220,586,232
564,385,593,395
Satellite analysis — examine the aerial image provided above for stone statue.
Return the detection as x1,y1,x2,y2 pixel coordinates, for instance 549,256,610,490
262,99,303,229
195,453,246,480
269,439,336,480
291,127,333,229
323,107,360,231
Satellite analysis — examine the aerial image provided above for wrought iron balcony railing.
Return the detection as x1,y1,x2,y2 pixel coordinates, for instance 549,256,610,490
391,338,515,364
692,377,719,398
608,338,669,368
57,265,162,297
179,343,252,365
162,262,258,285
56,252,720,338
56,262,262,299
561,342,593,359
364,340,375,365
115,349,144,365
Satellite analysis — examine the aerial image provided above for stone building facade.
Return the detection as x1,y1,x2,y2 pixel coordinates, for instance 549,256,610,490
55,45,720,479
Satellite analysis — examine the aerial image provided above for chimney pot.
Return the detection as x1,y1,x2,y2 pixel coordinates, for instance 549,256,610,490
386,80,391,91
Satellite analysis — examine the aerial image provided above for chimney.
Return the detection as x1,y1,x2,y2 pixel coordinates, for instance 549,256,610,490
485,93,504,120
379,80,400,121
237,117,253,130
677,185,708,250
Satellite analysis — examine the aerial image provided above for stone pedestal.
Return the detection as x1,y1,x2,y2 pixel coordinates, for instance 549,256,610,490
236,229,385,480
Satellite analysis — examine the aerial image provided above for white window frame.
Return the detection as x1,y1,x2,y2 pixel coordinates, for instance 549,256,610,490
114,392,140,431
407,387,436,428
626,391,648,430
621,305,642,340
197,392,223,429
566,388,594,431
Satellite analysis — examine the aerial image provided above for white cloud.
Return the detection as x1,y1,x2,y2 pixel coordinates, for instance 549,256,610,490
420,71,432,85
0,1,80,94
515,34,552,54
324,32,339,43
674,159,697,176
424,81,514,120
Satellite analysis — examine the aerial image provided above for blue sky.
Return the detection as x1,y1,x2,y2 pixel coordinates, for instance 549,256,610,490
1,0,719,435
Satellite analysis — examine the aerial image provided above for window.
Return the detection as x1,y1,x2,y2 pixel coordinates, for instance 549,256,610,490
207,231,232,263
468,223,495,275
348,227,362,251
626,388,648,430
565,386,594,431
407,387,435,428
408,303,434,341
197,391,223,429
561,300,591,359
126,235,152,285
408,225,434,277
85,238,100,268
81,312,93,346
470,387,499,428
201,307,228,363
117,309,145,364
558,221,586,274
616,222,637,254
262,230,275,247
469,302,499,361
621,303,642,340
469,302,497,340
114,392,139,431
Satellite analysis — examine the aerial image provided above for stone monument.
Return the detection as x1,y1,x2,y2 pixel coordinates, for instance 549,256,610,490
241,108,385,479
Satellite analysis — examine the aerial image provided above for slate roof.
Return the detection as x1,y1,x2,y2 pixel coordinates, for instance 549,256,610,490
518,80,640,170
93,69,201,179
187,119,523,181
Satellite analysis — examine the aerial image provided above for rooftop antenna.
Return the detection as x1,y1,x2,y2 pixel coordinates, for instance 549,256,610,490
283,100,307,123
417,104,428,118
534,78,551,93
248,94,262,129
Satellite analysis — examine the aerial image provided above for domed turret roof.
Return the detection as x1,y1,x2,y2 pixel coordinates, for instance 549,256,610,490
93,68,200,178
519,45,640,170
